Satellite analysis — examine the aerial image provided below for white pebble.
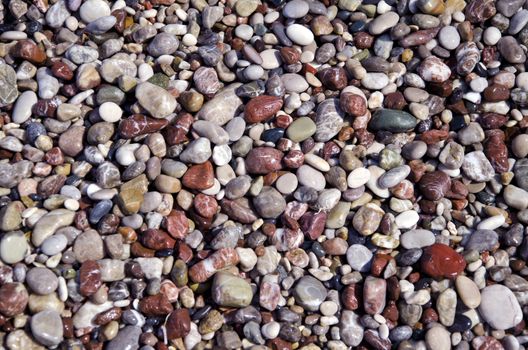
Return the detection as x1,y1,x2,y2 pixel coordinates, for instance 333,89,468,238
182,33,197,46
483,27,501,46
99,102,123,122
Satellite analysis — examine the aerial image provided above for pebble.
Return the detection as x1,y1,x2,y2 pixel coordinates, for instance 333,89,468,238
347,244,373,272
12,91,37,124
0,0,526,347
212,272,253,308
293,276,328,311
479,285,523,330
286,24,315,46
400,229,435,249
30,310,63,346
26,267,58,295
0,232,28,264
135,82,177,119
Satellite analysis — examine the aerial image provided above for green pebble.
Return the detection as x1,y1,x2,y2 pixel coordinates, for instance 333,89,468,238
369,109,418,133
286,117,317,142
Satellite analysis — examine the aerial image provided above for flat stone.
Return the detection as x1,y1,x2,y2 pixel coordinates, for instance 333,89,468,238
363,276,386,315
293,276,328,311
400,229,435,249
197,83,243,125
30,310,63,346
370,109,417,132
297,165,326,191
479,285,523,330
286,24,314,45
26,267,58,295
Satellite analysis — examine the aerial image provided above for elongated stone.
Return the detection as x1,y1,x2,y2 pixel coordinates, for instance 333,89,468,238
197,83,243,125
369,109,417,132
32,209,75,246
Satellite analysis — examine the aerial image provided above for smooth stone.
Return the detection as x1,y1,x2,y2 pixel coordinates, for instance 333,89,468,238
85,15,116,34
0,202,21,231
212,272,253,308
283,0,310,18
455,275,481,309
40,234,68,256
425,326,451,350
193,120,230,145
347,168,370,188
79,0,110,23
400,229,435,249
509,9,528,34
378,165,410,188
32,209,75,246
12,91,37,124
281,74,309,93
417,56,451,83
286,24,314,45
479,285,523,330
504,185,528,210
476,215,505,230
286,117,316,142
30,310,63,346
293,276,328,311
45,0,69,28
340,311,364,346
98,102,122,123
148,33,179,57
72,301,114,329
297,165,326,191
26,267,58,295
369,12,399,35
395,210,419,229
438,26,460,50
0,232,28,264
464,229,499,253
369,109,417,132
107,326,141,350
179,138,211,164
437,288,457,326
346,244,373,272
253,186,286,218
197,83,243,125
498,36,526,64
135,82,177,119
361,73,389,90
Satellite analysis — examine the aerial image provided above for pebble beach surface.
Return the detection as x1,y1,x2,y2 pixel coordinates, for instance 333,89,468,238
0,0,528,349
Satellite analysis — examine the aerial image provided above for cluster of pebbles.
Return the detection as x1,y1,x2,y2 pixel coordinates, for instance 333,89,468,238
1,0,528,348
